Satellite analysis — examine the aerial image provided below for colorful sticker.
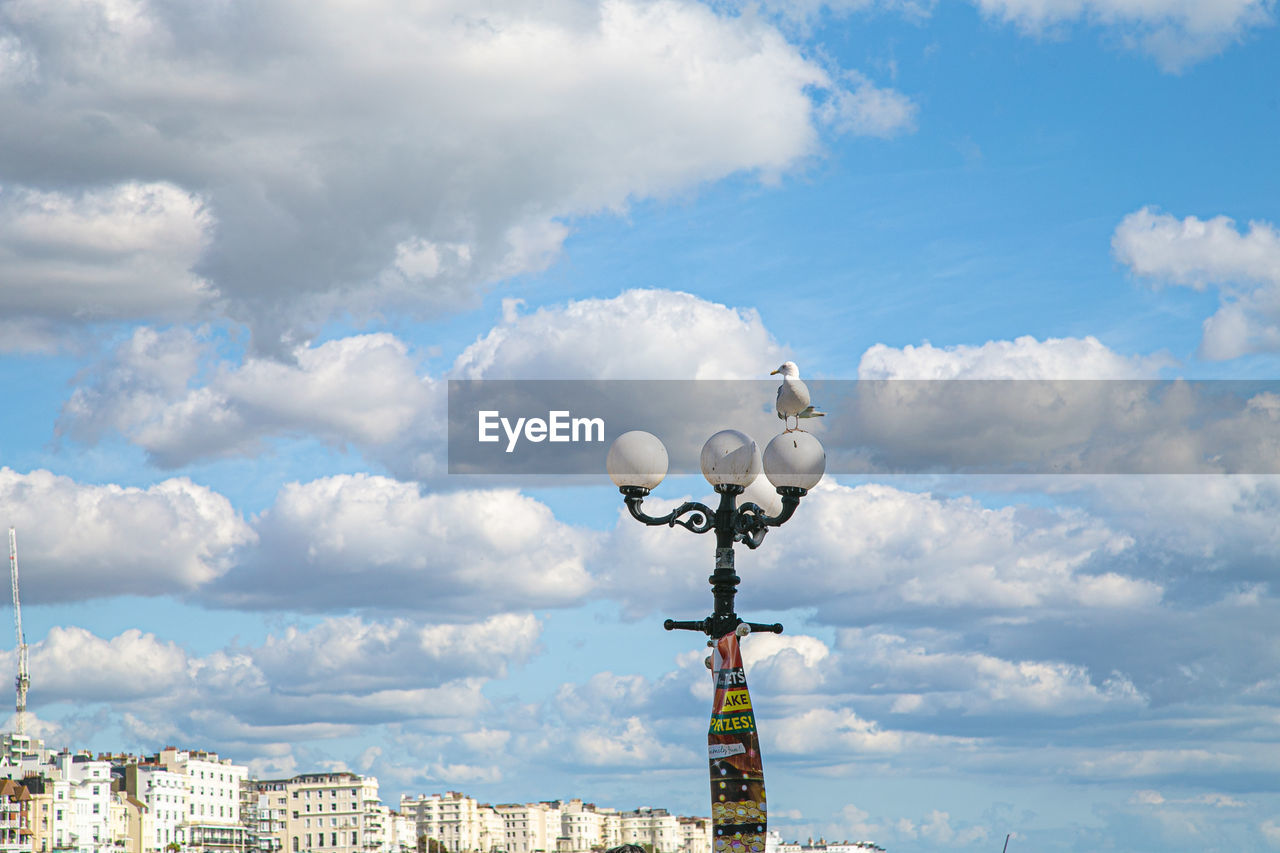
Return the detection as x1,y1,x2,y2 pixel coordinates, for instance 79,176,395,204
709,631,766,853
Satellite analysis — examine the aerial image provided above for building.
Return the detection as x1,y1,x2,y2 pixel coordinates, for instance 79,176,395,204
246,782,287,853
775,839,885,853
385,810,415,853
676,818,710,853
55,752,113,853
153,748,248,853
254,771,382,853
126,762,188,852
618,808,679,853
0,778,31,853
109,792,148,853
400,792,503,853
0,733,47,765
559,800,618,853
493,803,562,853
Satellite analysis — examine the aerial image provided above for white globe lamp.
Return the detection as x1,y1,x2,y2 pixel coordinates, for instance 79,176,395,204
699,429,761,489
763,431,825,492
607,430,669,491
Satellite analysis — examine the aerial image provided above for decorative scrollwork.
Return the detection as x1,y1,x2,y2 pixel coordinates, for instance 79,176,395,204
622,490,715,534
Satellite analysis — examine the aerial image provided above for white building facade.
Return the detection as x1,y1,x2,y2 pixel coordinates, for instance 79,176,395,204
256,771,383,853
127,763,189,852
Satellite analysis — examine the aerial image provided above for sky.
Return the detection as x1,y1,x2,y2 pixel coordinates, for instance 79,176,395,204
1,0,1280,850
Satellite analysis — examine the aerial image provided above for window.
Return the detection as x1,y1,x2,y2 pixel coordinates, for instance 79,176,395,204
331,833,337,847
306,835,312,847
352,833,358,845
293,839,299,852
332,804,338,812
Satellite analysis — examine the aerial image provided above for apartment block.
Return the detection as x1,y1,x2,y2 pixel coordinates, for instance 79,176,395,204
619,808,680,853
399,792,502,853
126,762,188,852
254,771,382,853
0,779,30,853
494,802,562,853
559,799,620,853
154,748,248,853
677,818,710,853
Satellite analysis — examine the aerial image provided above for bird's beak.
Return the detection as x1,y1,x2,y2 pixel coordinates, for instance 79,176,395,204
770,368,779,375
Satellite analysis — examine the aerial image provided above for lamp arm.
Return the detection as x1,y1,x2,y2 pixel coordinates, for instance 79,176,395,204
622,490,715,534
732,487,807,548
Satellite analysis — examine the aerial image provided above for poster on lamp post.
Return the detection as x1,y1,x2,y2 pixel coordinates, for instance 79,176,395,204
709,630,766,853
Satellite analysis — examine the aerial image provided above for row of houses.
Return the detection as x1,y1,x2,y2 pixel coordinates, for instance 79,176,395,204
400,792,711,853
0,735,714,853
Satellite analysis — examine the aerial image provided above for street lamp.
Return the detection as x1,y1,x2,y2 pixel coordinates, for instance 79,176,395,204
606,428,825,638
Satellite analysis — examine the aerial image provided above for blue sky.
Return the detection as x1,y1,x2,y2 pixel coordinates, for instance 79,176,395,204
2,0,1280,850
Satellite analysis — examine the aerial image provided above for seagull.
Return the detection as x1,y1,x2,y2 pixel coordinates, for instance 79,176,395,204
771,361,823,432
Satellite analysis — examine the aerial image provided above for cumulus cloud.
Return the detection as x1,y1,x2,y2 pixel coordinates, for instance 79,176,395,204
60,327,440,470
835,628,1147,715
14,614,537,759
205,474,596,613
601,480,1150,622
0,467,253,601
817,71,917,139
453,289,789,380
769,706,962,756
251,613,542,692
60,290,790,476
0,0,878,344
972,0,1273,70
1114,207,1280,360
858,335,1170,379
0,182,216,333
21,627,188,701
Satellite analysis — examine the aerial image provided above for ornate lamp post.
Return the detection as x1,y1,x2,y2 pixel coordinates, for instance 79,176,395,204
606,428,825,638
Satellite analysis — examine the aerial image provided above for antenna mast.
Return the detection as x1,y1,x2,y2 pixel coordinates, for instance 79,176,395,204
8,528,29,736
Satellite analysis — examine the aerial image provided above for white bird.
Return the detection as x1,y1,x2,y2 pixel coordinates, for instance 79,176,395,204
771,361,823,432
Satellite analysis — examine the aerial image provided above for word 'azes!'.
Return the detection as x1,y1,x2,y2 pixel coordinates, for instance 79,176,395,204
478,410,605,453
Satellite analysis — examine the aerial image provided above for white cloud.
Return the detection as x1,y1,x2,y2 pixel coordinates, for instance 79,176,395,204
19,627,187,701
972,0,1273,70
602,480,1152,620
769,706,960,755
13,613,538,758
60,328,441,470
251,614,542,692
61,290,788,474
0,467,253,600
453,289,789,379
206,474,596,614
817,71,917,139
0,0,874,342
1114,207,1280,360
0,182,215,333
836,628,1147,714
858,334,1170,379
